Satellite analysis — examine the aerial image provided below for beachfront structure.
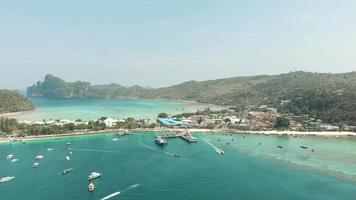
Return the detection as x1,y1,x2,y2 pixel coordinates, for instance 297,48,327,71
103,118,119,128
158,118,184,127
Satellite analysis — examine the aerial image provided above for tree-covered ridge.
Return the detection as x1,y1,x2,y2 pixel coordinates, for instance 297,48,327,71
27,72,356,125
27,74,146,99
0,90,34,113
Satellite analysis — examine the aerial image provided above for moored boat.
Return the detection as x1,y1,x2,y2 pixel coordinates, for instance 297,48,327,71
10,158,19,163
0,176,15,183
62,168,74,175
33,162,39,168
88,172,101,181
6,154,14,160
65,156,71,161
36,155,44,160
88,182,95,192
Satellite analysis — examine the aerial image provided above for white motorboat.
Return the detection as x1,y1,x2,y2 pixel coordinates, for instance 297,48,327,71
215,149,225,155
88,172,101,181
0,176,15,183
65,156,71,161
62,168,74,175
36,155,44,160
33,162,39,168
10,158,19,163
6,154,14,160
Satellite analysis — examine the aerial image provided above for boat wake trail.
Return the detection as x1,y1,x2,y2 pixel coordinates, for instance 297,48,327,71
139,142,157,151
122,183,141,192
202,138,224,154
68,148,117,153
139,142,175,156
99,183,141,200
100,191,120,200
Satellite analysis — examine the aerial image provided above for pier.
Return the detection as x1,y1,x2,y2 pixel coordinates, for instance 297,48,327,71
158,130,198,144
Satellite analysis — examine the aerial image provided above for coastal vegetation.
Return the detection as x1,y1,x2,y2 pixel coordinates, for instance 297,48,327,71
0,90,34,114
27,72,356,126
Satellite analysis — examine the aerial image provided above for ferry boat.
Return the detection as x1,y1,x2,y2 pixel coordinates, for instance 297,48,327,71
0,176,15,183
62,168,74,175
6,154,14,160
36,155,44,160
33,162,39,168
155,136,168,145
88,182,95,192
88,172,101,181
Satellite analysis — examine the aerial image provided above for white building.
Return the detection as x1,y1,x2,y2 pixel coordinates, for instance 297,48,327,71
103,118,119,128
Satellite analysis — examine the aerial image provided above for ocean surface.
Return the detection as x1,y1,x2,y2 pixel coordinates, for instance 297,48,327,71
12,97,220,121
1,132,356,200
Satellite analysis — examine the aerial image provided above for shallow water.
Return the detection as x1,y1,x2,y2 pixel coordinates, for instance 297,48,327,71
13,97,218,121
1,133,356,200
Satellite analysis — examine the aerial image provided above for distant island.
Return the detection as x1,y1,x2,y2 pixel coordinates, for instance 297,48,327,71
0,90,34,114
27,72,356,126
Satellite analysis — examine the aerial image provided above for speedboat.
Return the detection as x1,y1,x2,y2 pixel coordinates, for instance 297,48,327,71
88,172,101,181
36,155,44,160
33,162,39,168
215,149,225,155
65,156,71,161
6,154,14,160
62,168,74,175
10,158,19,163
0,176,15,183
88,182,95,192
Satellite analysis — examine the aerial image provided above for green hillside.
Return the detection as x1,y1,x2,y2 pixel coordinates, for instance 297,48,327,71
27,72,356,125
0,90,34,113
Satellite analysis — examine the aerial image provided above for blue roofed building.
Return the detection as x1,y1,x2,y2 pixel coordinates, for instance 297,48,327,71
158,118,184,127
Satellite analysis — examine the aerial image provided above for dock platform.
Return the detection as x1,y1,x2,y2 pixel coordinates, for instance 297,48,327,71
158,130,198,144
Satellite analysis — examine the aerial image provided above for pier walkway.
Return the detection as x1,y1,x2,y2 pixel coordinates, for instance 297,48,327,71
160,130,198,143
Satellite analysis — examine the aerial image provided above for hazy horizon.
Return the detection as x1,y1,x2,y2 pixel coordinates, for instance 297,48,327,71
1,0,356,89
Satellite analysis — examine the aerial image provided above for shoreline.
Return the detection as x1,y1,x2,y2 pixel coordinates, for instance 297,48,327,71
0,110,36,118
1,128,355,144
0,111,24,117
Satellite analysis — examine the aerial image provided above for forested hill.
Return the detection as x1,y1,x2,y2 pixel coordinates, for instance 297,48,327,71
0,90,34,113
27,72,356,125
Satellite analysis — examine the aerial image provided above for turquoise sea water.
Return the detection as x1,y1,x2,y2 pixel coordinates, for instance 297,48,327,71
12,97,219,121
1,133,356,200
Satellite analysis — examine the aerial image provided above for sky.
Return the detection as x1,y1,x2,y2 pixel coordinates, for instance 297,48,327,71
0,0,356,89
